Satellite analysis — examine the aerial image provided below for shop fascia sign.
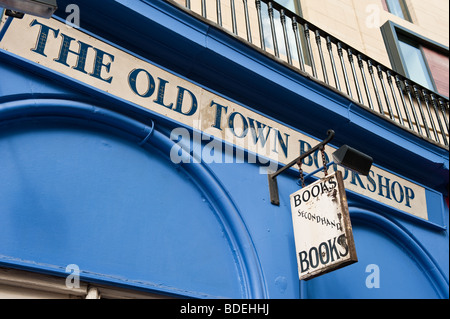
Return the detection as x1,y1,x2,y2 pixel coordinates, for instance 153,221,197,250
0,16,429,222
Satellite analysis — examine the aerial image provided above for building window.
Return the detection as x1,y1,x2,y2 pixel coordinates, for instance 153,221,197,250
421,46,449,98
381,21,449,97
397,35,434,90
382,0,412,22
260,0,309,66
276,0,302,14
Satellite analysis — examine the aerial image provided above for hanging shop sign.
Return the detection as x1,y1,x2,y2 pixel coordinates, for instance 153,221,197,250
290,171,357,280
0,16,429,220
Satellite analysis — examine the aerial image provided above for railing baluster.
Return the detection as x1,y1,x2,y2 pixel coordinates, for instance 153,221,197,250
422,91,439,143
377,65,394,120
231,0,238,35
439,99,449,137
216,0,222,26
446,101,450,135
327,36,340,91
358,54,373,110
243,0,252,42
405,81,422,135
337,42,352,98
387,71,403,125
179,0,449,149
431,94,447,146
348,49,362,103
255,0,266,50
267,2,279,57
413,85,431,139
292,17,305,71
368,60,383,114
304,23,317,78
201,0,207,18
315,30,328,84
280,9,292,64
395,75,413,129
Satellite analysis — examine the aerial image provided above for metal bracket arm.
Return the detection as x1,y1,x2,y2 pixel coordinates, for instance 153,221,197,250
268,129,335,206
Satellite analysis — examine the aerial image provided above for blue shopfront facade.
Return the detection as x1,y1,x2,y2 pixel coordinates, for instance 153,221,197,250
0,0,448,299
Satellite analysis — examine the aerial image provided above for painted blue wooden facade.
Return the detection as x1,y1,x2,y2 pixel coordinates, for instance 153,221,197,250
0,0,448,298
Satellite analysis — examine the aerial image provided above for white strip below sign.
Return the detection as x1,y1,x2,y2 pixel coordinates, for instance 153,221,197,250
290,171,357,280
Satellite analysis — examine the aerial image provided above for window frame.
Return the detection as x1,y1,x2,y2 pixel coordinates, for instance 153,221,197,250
384,0,413,22
381,21,449,94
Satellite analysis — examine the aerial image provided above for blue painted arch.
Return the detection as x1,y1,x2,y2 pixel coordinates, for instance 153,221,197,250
303,206,449,299
0,98,267,298
351,208,449,299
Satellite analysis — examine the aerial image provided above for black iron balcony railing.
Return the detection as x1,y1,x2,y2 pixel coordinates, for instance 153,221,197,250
169,0,449,148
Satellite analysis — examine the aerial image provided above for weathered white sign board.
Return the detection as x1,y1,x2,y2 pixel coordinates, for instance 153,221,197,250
290,171,357,280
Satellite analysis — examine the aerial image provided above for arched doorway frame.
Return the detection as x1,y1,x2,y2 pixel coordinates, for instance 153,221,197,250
0,98,268,298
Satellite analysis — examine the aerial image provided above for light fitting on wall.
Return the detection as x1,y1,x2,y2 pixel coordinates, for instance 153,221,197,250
0,0,57,42
332,144,373,176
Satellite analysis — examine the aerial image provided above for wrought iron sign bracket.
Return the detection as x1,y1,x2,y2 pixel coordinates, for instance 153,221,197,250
268,129,335,206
